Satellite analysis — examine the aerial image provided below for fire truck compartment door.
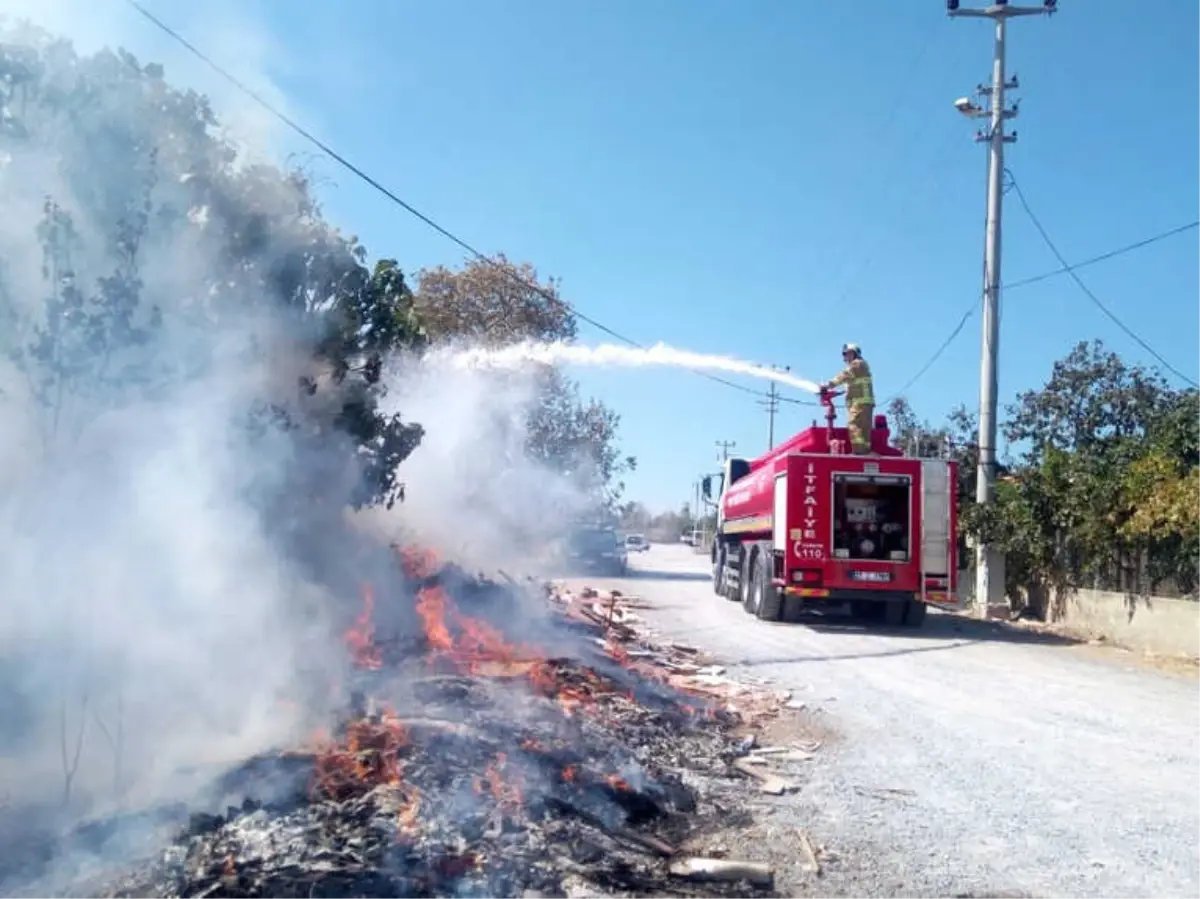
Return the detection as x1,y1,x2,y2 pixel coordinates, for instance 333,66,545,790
920,459,951,576
772,473,787,551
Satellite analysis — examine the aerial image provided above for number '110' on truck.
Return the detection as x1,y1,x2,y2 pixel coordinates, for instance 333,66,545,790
702,390,960,628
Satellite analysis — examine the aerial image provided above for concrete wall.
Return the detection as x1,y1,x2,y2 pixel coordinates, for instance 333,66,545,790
955,569,1199,659
1052,588,1199,659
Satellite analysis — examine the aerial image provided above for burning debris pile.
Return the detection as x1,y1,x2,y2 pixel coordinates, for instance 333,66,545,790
89,548,792,898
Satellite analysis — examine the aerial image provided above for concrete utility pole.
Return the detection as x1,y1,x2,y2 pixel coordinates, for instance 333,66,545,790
715,440,737,463
757,365,791,449
948,0,1057,618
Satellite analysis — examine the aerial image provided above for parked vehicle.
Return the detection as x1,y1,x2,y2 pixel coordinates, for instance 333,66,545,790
567,526,628,576
703,388,959,627
624,533,650,553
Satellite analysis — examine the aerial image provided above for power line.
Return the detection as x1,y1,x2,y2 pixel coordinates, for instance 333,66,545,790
124,0,798,404
1005,220,1199,290
1009,177,1198,388
887,216,1200,401
884,307,975,404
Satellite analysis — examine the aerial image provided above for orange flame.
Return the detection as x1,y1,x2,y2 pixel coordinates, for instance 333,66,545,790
397,789,421,835
606,773,631,792
413,580,548,676
337,546,632,726
311,710,410,801
415,586,454,653
473,752,524,815
344,584,383,670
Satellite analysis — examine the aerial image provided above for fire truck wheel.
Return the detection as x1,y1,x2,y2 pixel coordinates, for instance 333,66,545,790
883,600,906,627
903,599,928,627
712,546,726,596
740,554,756,613
752,552,783,622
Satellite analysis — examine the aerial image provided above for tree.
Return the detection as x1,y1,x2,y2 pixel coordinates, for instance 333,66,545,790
885,397,947,458
415,254,573,347
414,257,634,511
961,341,1198,612
885,396,980,504
1004,340,1180,457
0,28,425,511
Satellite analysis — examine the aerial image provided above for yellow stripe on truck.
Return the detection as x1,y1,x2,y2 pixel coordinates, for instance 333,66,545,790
721,515,772,535
784,587,830,598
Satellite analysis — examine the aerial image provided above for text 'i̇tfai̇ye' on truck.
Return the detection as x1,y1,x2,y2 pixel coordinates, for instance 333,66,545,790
702,388,960,628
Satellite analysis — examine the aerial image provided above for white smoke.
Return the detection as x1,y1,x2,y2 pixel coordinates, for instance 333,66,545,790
0,7,631,894
433,340,823,394
0,2,354,882
353,357,604,577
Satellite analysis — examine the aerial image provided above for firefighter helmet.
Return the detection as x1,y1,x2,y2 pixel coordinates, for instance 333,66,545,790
841,342,861,357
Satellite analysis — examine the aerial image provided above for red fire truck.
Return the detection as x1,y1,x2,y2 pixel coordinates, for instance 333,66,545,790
702,389,958,627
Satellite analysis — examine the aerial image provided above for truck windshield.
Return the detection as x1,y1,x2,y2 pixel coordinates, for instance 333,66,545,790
831,474,911,562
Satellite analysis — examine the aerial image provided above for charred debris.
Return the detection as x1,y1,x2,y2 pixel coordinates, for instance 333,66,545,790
14,547,802,898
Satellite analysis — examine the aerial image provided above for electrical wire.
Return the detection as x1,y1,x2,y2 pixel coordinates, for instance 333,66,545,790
1009,177,1198,388
886,216,1200,401
123,0,817,404
1004,220,1199,291
884,306,975,405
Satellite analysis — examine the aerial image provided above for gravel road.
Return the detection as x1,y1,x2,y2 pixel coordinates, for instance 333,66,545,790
572,544,1200,898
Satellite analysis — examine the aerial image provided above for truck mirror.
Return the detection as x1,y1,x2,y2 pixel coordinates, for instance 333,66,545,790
701,476,712,499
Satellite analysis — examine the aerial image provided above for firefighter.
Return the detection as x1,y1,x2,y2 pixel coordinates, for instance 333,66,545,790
821,343,875,455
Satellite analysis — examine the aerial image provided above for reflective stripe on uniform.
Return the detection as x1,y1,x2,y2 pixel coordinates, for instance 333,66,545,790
844,359,874,405
849,372,873,405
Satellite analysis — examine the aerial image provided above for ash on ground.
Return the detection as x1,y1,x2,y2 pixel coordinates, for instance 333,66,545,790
6,560,790,899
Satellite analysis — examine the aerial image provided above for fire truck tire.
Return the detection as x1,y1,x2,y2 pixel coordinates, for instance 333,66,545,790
883,600,906,627
902,599,928,627
753,552,783,622
712,546,724,595
739,553,755,613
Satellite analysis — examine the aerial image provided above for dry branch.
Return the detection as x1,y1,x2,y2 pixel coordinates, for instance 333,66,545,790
732,757,795,795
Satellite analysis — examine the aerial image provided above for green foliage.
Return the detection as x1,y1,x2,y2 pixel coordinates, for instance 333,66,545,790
902,340,1198,615
885,396,981,502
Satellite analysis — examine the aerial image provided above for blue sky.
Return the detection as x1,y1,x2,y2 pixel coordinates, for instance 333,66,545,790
100,0,1200,510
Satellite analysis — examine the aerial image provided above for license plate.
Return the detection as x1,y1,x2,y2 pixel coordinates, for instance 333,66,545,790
850,570,891,583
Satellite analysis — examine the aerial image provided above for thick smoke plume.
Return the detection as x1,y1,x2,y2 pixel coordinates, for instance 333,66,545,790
0,7,408,883
0,7,604,894
365,358,603,575
0,44,335,846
